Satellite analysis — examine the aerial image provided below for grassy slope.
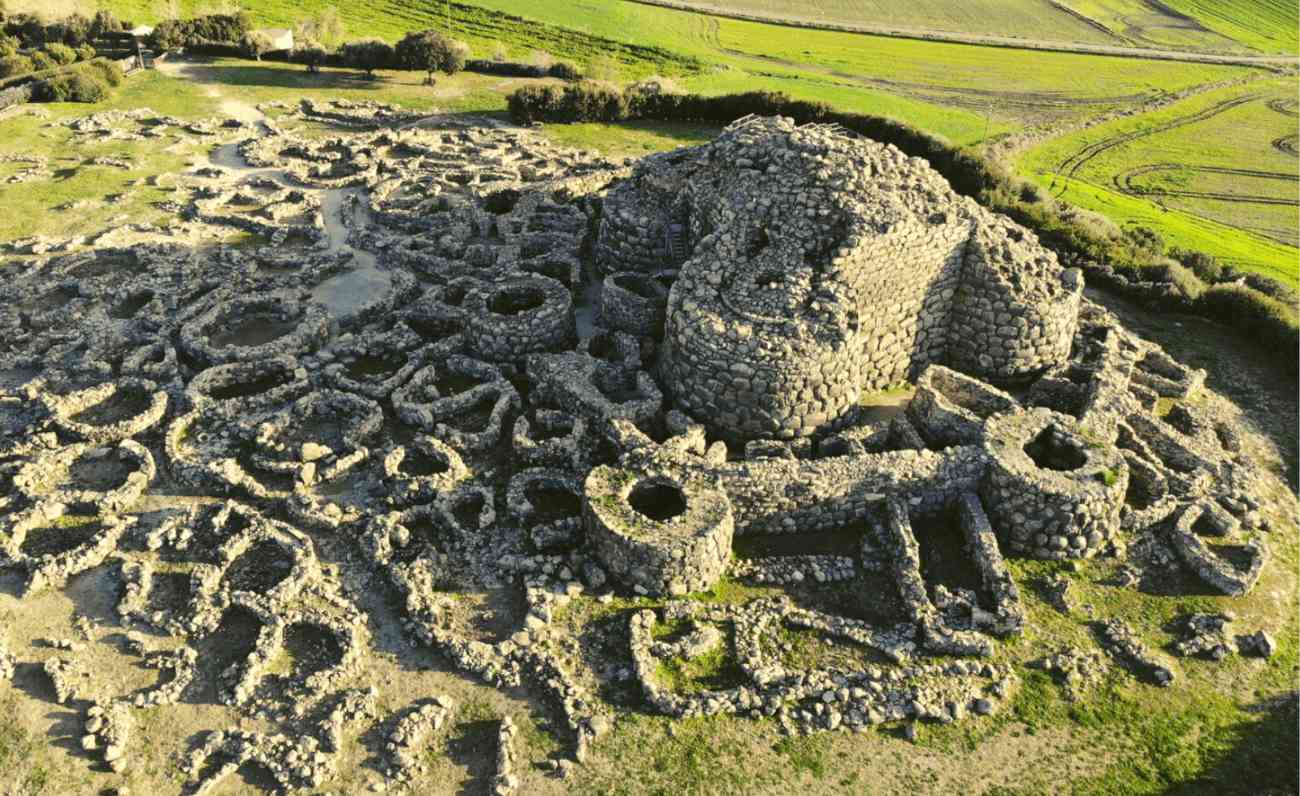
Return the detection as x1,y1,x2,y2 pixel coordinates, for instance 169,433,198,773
707,14,1250,99
619,0,1120,43
1019,78,1300,286
0,70,218,243
1163,0,1299,55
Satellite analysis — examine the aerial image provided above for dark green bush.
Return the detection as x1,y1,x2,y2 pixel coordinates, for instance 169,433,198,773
37,70,108,102
44,42,76,66
1147,258,1206,301
292,40,330,72
1169,247,1223,283
148,13,251,51
1241,273,1299,305
548,60,581,80
90,10,123,38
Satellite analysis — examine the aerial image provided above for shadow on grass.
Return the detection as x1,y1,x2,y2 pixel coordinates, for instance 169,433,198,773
168,57,444,95
1163,692,1299,796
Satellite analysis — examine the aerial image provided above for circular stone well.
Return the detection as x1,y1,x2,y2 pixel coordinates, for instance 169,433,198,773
979,408,1128,559
583,465,733,596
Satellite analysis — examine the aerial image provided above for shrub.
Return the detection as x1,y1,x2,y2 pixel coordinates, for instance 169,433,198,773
52,13,92,47
548,59,581,80
148,13,250,50
1241,273,1299,305
37,70,108,102
340,37,393,77
1199,283,1299,372
75,43,95,61
0,52,29,77
0,34,17,56
83,58,123,86
1147,258,1205,302
1169,247,1223,283
294,6,343,49
44,42,77,66
28,50,53,71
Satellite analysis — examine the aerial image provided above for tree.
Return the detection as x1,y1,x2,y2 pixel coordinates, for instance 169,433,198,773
295,5,343,49
292,38,328,72
149,19,184,51
240,29,274,61
90,10,123,39
340,38,392,78
0,35,18,57
395,29,467,86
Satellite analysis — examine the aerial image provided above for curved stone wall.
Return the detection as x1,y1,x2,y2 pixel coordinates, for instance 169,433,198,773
583,464,734,596
979,408,1128,559
599,117,1083,441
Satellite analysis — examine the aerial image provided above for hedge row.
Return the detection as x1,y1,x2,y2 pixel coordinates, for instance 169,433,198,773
2,11,125,49
149,14,251,52
507,82,1298,374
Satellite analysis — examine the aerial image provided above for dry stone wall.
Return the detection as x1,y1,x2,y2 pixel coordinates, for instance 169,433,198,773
599,117,1082,440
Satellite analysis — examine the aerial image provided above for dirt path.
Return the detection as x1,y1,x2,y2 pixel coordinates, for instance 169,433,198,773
154,58,266,126
624,0,1300,67
1113,163,1299,207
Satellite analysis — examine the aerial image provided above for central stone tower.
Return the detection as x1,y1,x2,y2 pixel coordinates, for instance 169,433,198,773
596,116,1083,441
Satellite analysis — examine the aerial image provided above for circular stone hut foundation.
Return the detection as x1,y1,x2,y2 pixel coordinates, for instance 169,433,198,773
582,465,734,596
979,408,1128,559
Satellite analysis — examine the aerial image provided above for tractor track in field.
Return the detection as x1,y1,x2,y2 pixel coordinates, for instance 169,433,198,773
624,0,1300,67
721,49,1157,119
1273,135,1299,157
1267,98,1299,116
1046,93,1262,194
1113,163,1299,206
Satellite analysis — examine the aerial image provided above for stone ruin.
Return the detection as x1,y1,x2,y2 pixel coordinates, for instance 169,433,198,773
0,109,1285,791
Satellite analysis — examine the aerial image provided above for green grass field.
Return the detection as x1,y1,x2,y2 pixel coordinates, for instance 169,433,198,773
0,70,218,243
627,0,1300,54
1019,77,1300,286
1161,0,1299,55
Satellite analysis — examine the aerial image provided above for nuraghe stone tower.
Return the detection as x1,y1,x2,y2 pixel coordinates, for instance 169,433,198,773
596,116,1084,440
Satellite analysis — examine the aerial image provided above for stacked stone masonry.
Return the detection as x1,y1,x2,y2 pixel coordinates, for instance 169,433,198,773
0,105,1283,791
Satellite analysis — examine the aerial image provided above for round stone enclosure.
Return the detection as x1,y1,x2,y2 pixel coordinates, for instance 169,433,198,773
181,295,329,365
583,465,734,596
979,408,1128,559
463,275,575,361
598,271,669,338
